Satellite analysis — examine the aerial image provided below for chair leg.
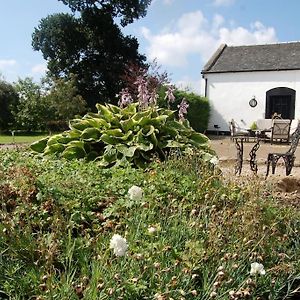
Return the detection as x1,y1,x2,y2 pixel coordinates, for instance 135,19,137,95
266,154,272,178
271,155,280,175
284,155,295,176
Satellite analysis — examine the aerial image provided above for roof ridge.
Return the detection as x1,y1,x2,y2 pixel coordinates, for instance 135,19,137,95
202,44,227,72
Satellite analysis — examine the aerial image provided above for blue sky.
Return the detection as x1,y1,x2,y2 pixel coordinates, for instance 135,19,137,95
1,0,300,94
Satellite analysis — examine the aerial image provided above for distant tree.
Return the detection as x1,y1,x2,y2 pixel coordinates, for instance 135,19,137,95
13,78,48,131
43,74,87,121
0,80,19,131
32,1,149,109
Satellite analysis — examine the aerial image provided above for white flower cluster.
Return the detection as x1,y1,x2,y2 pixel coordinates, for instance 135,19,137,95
128,185,143,201
109,234,128,257
250,262,266,275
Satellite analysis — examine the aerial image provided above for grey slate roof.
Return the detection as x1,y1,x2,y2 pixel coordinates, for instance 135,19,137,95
202,42,300,73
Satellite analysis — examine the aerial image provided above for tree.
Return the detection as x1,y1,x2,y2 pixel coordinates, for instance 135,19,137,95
32,1,149,110
0,80,19,131
13,76,87,132
13,78,48,131
58,0,152,26
43,74,87,121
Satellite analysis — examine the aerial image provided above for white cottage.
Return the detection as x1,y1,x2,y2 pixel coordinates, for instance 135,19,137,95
202,42,300,133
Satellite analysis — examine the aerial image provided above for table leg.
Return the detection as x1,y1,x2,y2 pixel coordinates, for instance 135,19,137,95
249,140,260,174
234,138,243,175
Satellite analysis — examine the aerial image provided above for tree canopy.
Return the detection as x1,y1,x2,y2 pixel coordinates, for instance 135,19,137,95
0,80,19,130
32,1,150,110
58,0,152,26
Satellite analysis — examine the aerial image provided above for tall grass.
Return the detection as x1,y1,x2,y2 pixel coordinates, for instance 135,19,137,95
0,149,299,299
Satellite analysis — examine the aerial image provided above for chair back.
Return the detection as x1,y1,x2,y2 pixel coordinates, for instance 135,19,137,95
271,119,291,143
287,120,300,155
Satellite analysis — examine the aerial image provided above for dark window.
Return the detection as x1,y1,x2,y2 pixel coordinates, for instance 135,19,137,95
266,87,295,119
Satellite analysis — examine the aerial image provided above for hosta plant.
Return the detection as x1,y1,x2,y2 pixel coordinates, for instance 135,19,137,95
31,103,213,167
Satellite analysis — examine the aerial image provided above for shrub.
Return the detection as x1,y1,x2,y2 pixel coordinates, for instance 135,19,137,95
158,87,210,133
30,103,213,167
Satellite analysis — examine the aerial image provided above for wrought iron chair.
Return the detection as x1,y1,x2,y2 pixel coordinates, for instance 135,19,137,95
266,121,300,177
270,119,291,144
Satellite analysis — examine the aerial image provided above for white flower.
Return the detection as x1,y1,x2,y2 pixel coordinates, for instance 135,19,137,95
128,185,143,201
109,234,128,257
210,156,219,165
250,262,265,275
148,226,157,234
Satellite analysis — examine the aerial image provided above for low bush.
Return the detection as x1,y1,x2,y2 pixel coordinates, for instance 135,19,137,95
30,103,212,167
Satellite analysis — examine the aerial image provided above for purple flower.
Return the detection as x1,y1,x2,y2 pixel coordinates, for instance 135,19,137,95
164,85,175,105
135,75,150,109
178,98,189,120
117,88,133,108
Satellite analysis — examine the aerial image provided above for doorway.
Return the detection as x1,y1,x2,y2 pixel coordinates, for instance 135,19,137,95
265,87,295,119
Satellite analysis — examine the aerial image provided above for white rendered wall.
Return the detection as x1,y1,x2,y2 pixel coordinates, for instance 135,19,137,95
204,70,300,132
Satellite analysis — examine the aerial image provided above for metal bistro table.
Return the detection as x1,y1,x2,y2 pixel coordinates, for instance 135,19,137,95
234,135,262,175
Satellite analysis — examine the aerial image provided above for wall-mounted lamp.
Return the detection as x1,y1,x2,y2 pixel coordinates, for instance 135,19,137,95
249,96,257,108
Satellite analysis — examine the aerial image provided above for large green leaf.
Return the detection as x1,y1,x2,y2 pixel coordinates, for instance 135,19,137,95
105,128,124,137
120,118,139,132
188,132,209,145
30,137,49,153
103,145,117,162
96,104,114,122
100,134,119,145
44,143,65,155
84,116,110,129
116,144,137,157
69,119,92,131
81,128,102,141
62,146,86,160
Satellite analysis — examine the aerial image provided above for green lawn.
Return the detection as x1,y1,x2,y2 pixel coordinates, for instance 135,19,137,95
0,134,48,144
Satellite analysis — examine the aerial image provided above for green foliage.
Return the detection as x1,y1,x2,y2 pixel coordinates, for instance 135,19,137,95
0,79,18,130
13,77,49,131
250,121,258,130
43,74,87,121
58,0,152,26
13,76,87,132
31,103,211,167
0,149,299,299
158,87,210,133
32,10,146,109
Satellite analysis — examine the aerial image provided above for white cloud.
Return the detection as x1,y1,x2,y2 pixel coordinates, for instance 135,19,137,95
0,59,17,69
151,0,174,6
176,77,203,95
141,10,278,67
31,63,47,74
212,0,235,7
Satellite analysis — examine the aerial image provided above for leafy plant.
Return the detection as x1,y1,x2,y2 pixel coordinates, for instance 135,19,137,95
30,103,212,167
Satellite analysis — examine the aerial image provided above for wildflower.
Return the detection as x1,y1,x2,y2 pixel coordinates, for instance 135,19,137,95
178,98,189,120
210,156,219,165
117,88,133,108
250,262,266,275
148,226,157,234
164,85,176,105
109,234,128,257
128,185,143,201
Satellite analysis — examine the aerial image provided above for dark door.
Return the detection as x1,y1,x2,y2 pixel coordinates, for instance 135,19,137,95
269,95,291,119
266,87,295,119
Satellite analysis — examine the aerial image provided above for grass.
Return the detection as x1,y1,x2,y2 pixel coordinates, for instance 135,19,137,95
0,149,299,299
0,133,49,144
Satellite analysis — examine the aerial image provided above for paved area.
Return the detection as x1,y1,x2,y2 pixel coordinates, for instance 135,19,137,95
208,135,300,177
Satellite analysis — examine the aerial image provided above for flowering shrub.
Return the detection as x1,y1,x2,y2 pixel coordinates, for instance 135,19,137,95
30,102,212,167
